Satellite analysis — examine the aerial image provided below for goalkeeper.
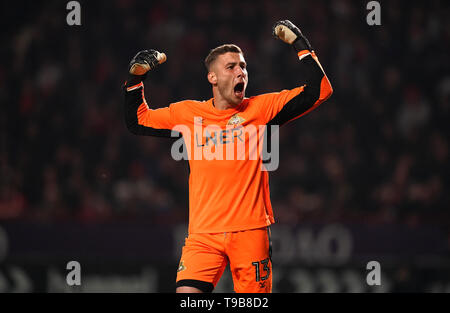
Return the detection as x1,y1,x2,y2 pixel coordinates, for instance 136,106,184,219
123,20,332,293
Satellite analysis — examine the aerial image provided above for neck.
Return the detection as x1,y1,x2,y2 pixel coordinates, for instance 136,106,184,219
212,88,239,110
213,98,235,110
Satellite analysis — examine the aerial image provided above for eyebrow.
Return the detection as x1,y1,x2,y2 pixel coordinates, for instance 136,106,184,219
225,61,247,67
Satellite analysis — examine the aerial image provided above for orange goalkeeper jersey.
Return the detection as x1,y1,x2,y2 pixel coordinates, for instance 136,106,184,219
124,52,332,234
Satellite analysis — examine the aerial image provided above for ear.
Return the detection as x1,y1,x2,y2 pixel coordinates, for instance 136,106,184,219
207,72,217,85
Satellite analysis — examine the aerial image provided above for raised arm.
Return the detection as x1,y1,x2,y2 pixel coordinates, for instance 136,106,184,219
123,49,175,137
265,20,333,126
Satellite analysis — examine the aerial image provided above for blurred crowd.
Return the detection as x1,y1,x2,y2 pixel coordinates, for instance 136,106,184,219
1,0,449,226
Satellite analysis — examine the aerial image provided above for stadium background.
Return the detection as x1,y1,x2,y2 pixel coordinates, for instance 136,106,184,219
0,0,449,292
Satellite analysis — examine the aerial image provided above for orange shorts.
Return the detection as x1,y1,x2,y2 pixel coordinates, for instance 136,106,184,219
176,227,272,293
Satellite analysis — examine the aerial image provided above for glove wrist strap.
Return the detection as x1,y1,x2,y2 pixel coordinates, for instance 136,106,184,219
292,35,313,53
126,73,147,87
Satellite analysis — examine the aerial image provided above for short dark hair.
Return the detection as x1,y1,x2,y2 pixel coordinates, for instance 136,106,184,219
204,44,243,71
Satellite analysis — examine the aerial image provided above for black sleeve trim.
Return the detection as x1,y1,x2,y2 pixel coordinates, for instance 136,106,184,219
268,54,324,127
123,84,179,138
176,279,214,293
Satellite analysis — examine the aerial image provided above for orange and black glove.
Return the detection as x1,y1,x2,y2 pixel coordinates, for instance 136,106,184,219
273,20,313,56
126,49,167,86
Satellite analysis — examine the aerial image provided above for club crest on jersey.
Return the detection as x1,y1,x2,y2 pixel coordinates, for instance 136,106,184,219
177,261,186,272
194,117,204,125
227,114,245,126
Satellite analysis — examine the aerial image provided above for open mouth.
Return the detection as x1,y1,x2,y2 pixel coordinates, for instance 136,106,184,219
234,82,245,98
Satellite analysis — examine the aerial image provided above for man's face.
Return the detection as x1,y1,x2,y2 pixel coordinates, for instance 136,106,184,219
209,52,248,106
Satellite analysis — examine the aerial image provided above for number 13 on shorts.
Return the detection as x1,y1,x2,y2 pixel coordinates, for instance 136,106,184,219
252,258,271,288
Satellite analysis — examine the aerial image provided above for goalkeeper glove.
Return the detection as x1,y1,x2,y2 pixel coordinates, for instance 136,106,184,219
273,20,313,53
128,49,167,76
126,49,167,87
